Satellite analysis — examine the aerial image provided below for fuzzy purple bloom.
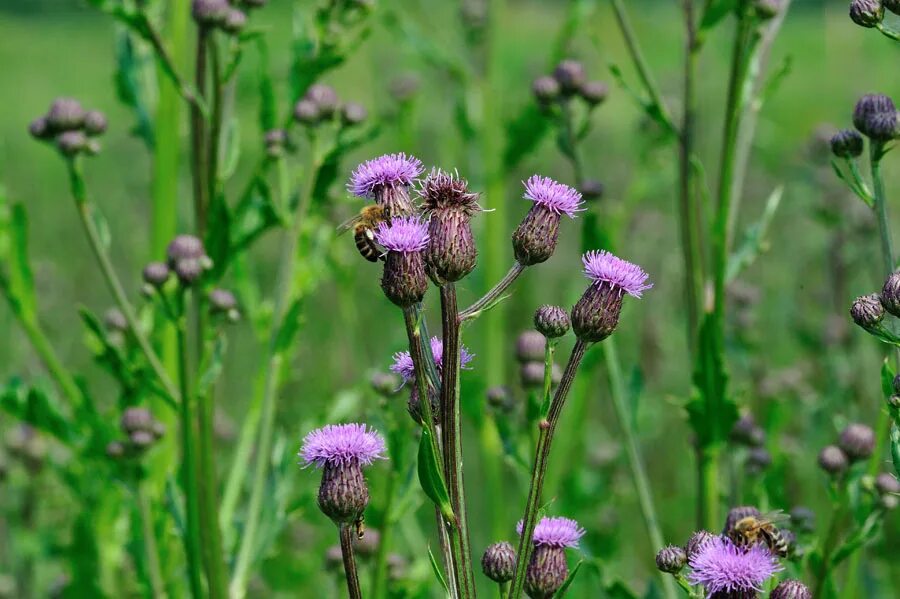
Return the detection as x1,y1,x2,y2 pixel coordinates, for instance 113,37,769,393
390,336,474,382
374,216,430,253
348,153,424,199
581,250,652,298
517,517,585,548
687,535,782,597
300,423,386,468
523,175,584,217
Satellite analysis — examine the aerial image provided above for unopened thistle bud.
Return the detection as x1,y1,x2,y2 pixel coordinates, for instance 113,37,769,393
655,545,686,573
818,445,849,475
481,541,517,583
789,506,816,533
305,83,340,118
830,129,864,158
407,386,440,425
104,308,128,332
853,93,898,141
770,579,812,599
341,102,368,126
685,530,716,559
28,117,53,140
142,262,170,288
83,110,108,136
838,422,875,461
520,361,547,388
571,250,652,342
293,99,320,125
746,447,772,474
349,153,424,219
46,97,86,131
850,293,884,328
724,506,761,536
579,179,604,202
166,235,209,285
875,472,900,495
849,0,885,28
209,289,239,320
534,305,570,338
121,407,165,451
881,271,900,316
370,372,400,397
420,169,481,284
532,76,560,105
192,0,230,26
222,9,247,34
730,414,765,447
105,440,125,459
512,175,584,265
374,216,430,307
552,60,586,95
516,330,547,363
579,81,609,106
300,423,386,524
264,129,287,158
56,130,87,156
518,517,585,599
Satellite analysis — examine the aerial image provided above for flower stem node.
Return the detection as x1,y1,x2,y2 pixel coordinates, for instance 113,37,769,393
849,0,885,28
481,541,517,583
534,305,571,338
572,250,651,342
655,545,687,574
512,176,584,265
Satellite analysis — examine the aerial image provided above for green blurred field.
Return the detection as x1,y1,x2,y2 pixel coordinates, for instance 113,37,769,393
1,0,899,596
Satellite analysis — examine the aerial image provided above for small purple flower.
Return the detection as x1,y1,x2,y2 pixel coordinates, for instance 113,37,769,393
517,516,585,548
581,250,652,298
348,153,424,199
523,175,584,218
390,337,474,382
300,423,386,468
374,216,430,253
688,535,782,597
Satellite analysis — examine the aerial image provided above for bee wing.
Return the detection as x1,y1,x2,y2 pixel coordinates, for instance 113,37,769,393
757,510,790,526
336,213,363,235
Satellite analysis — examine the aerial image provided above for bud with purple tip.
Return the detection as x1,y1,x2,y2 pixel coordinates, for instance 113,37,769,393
838,423,875,461
341,102,368,126
818,445,849,475
849,0,885,27
520,361,562,389
420,169,481,284
481,541,517,583
512,175,584,265
875,472,900,495
28,117,53,141
104,308,128,333
685,530,716,559
166,234,210,286
850,294,884,329
534,305,570,339
293,99,320,125
532,76,560,105
516,330,547,363
771,579,812,599
571,250,652,342
264,129,287,158
46,97,86,132
348,153,424,219
223,9,247,34
655,545,686,573
142,262,171,288
300,423,386,524
83,110,108,136
579,81,608,106
552,60,586,96
56,131,87,157
192,0,230,26
853,94,898,141
518,517,584,599
121,406,165,452
305,83,340,118
830,129,863,158
374,216,430,307
881,271,900,316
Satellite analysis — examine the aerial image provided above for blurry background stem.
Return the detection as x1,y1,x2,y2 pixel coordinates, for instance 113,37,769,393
136,481,165,599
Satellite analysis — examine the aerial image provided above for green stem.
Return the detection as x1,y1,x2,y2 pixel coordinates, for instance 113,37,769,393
812,490,847,599
175,294,204,599
370,469,398,599
137,482,166,598
65,160,179,404
459,262,526,322
190,27,210,238
339,524,363,599
508,340,588,599
229,144,318,598
603,340,676,599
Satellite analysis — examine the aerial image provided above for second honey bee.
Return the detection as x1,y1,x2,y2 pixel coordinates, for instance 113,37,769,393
727,511,791,557
338,205,387,262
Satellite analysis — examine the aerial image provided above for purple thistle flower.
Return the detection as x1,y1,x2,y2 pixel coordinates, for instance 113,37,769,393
517,516,585,548
348,152,424,199
300,423,386,468
374,216,430,253
390,337,475,382
687,535,782,597
523,175,584,218
581,250,652,298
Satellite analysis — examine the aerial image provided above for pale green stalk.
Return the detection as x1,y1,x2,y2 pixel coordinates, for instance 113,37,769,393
136,483,166,598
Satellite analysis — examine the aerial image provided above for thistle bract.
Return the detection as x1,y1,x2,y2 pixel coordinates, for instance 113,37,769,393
571,250,651,342
850,293,884,328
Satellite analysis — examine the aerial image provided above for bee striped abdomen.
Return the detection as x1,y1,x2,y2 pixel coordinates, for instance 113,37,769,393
354,226,381,262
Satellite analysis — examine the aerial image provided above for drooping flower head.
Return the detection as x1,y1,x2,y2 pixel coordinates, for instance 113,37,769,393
348,153,423,218
572,250,651,342
581,250,652,298
390,336,475,382
300,423,386,469
687,535,782,597
374,216,430,254
523,175,584,218
512,175,583,266
517,516,585,548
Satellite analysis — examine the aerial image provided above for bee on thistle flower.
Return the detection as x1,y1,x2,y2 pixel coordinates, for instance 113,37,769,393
347,153,424,219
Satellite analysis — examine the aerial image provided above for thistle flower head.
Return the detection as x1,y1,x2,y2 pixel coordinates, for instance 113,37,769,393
523,175,584,218
374,216,430,253
687,535,782,597
389,337,474,382
348,153,424,199
581,250,652,298
420,169,481,213
300,423,386,468
517,516,585,548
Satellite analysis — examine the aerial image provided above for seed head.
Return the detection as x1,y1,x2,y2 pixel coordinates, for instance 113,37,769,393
881,271,900,316
579,81,609,106
83,110,108,136
192,0,230,26
687,535,782,597
818,444,849,475
56,130,87,156
305,83,340,118
655,545,687,574
838,422,875,461
46,97,86,131
829,129,863,158
571,250,651,342
552,59,586,95
850,293,884,328
770,579,812,599
534,305,570,338
849,0,885,27
341,102,368,126
481,541,517,583
532,76,560,104
853,93,897,141
875,472,900,495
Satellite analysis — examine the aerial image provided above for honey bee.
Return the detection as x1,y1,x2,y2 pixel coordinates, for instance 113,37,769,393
727,511,791,557
337,205,387,263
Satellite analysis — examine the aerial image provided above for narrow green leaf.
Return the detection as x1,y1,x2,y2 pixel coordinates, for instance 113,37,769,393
417,428,454,522
273,299,304,354
881,358,896,398
552,559,584,597
197,336,227,397
726,185,783,282
427,545,450,593
891,424,900,479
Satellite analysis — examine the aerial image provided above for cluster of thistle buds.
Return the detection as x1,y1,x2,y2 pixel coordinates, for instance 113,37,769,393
480,516,584,598
293,83,368,129
531,59,608,110
191,0,267,35
106,407,166,460
516,326,564,390
849,269,900,334
830,93,899,158
817,422,875,475
28,98,106,157
730,413,773,475
849,0,900,29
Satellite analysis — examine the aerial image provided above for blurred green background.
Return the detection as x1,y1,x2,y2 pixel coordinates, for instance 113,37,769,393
0,0,898,596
